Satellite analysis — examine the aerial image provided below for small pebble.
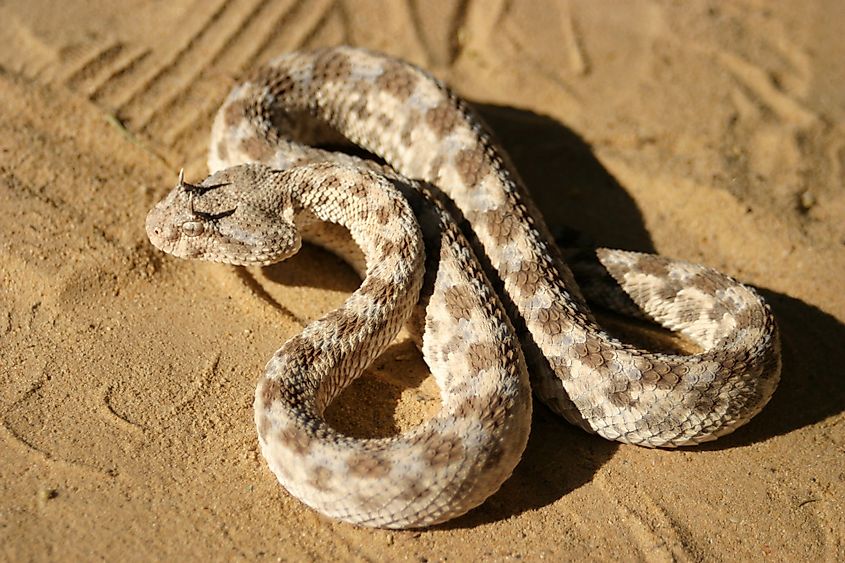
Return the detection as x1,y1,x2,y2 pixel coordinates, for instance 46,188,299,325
799,190,816,211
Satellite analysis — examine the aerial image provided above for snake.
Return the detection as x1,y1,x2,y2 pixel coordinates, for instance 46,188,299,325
144,46,781,529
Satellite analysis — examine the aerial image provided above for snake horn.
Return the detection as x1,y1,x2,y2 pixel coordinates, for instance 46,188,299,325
179,167,231,195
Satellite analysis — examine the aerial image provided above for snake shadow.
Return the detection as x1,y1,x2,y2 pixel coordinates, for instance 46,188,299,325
248,103,844,524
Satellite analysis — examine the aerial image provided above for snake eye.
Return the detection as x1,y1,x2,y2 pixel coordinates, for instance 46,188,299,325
181,220,205,237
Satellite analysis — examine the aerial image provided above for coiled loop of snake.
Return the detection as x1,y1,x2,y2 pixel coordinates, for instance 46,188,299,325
146,46,780,528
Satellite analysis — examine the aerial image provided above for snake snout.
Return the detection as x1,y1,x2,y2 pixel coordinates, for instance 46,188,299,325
145,202,182,252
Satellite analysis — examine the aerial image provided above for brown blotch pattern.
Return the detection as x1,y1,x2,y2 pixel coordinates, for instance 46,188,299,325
443,284,475,320
534,305,570,336
579,334,606,369
307,466,334,492
347,180,368,198
481,209,517,247
511,263,544,297
277,425,314,455
656,369,680,390
359,276,393,306
425,102,462,138
465,341,498,372
375,60,419,101
373,204,391,225
634,256,671,278
425,433,465,468
642,359,674,387
312,50,353,82
569,342,589,363
249,67,297,98
454,144,492,187
346,453,393,478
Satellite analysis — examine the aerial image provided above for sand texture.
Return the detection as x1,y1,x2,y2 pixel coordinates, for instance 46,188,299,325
1,0,844,560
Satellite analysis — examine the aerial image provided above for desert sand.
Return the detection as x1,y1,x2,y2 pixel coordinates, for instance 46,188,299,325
1,0,844,560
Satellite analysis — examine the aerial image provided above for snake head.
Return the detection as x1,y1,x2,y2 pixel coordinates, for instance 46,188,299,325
145,164,301,266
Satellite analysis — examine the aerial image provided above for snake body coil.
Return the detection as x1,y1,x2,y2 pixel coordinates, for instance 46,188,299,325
146,46,780,528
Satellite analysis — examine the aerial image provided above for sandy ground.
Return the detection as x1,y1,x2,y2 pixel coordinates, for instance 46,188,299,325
1,0,844,560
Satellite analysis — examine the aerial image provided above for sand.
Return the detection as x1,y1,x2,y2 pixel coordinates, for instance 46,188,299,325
1,0,844,560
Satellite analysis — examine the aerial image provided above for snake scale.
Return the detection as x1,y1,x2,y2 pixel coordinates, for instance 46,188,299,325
145,46,781,528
